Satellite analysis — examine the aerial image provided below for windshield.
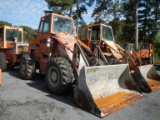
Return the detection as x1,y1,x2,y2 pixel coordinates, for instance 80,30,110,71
102,25,114,41
142,44,149,49
6,29,22,42
123,44,132,51
53,16,75,35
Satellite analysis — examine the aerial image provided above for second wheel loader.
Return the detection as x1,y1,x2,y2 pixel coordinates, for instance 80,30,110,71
139,43,154,64
79,23,160,93
0,25,28,70
20,13,142,118
123,43,154,65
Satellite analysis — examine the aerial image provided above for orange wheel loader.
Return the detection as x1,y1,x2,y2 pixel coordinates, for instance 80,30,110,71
79,23,160,93
19,13,142,118
0,25,28,70
123,43,154,65
139,43,154,64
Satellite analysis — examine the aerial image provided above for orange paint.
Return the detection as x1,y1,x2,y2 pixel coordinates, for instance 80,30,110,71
94,92,142,117
0,25,28,67
147,80,160,92
139,43,152,59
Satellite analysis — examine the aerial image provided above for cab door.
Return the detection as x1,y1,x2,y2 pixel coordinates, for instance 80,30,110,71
90,25,101,51
80,26,90,46
36,16,51,74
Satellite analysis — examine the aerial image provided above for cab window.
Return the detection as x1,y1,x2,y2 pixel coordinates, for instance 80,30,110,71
81,27,88,40
38,17,50,33
91,26,100,40
38,20,44,33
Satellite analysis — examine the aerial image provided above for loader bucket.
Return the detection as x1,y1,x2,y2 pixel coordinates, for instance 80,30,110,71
74,64,143,118
139,65,160,92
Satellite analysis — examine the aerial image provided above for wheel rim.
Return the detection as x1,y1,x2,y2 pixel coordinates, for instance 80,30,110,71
21,60,26,73
22,62,25,71
51,71,57,82
49,67,59,86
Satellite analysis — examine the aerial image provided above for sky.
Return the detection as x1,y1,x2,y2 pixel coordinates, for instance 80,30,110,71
0,0,95,29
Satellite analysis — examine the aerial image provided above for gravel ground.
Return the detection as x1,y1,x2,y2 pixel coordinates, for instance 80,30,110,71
0,66,160,120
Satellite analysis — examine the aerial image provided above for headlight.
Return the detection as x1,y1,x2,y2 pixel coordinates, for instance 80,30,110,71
47,38,51,42
46,38,51,47
47,43,50,47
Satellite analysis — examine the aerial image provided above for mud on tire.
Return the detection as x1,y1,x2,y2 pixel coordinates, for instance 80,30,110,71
20,54,35,79
45,57,75,95
0,52,7,71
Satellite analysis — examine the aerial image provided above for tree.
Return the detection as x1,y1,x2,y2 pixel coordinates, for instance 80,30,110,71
92,0,125,22
0,21,12,26
45,0,89,20
120,1,135,43
45,0,73,16
138,0,160,44
20,26,36,42
135,0,140,51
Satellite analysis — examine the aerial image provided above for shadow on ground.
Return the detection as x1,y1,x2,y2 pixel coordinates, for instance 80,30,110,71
154,64,160,71
5,66,85,112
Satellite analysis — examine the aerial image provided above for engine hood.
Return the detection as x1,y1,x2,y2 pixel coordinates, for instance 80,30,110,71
55,33,77,49
54,33,78,62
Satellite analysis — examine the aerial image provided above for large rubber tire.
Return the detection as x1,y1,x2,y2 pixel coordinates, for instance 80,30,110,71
151,56,155,64
0,52,7,71
20,54,35,80
45,57,74,95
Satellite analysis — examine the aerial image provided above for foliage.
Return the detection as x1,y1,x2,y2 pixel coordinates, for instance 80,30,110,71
45,0,88,20
0,21,12,26
92,0,124,22
153,35,160,54
138,0,160,43
45,0,72,16
19,26,36,42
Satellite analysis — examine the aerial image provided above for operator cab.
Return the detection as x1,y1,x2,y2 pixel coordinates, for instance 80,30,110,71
0,26,23,48
80,23,114,51
141,43,150,50
38,13,76,36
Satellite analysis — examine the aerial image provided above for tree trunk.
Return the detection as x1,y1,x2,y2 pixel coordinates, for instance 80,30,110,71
69,0,72,17
154,0,159,38
76,1,79,32
135,0,140,51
